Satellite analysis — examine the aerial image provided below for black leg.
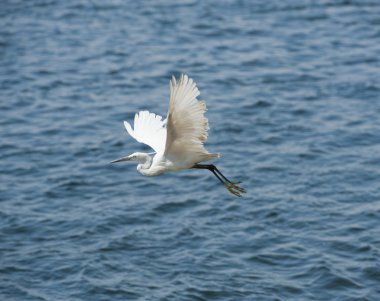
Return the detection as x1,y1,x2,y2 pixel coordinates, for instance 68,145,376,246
212,165,233,183
192,164,246,197
192,164,224,183
210,168,226,185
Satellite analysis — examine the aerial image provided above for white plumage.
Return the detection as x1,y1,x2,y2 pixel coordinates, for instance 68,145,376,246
165,75,220,165
112,74,245,196
124,111,167,154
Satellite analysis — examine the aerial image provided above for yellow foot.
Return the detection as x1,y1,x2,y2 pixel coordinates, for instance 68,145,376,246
224,182,246,197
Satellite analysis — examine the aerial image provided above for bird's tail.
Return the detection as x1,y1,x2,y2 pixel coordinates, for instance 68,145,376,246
204,153,221,161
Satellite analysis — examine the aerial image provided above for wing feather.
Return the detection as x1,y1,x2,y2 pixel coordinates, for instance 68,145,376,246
164,74,219,165
124,110,166,154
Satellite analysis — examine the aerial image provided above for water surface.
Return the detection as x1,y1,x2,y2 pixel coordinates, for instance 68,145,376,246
1,0,380,300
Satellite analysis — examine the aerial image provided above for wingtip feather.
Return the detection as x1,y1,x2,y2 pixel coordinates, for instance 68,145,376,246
123,120,135,138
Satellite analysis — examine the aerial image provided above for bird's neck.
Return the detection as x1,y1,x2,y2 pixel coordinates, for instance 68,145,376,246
136,154,153,173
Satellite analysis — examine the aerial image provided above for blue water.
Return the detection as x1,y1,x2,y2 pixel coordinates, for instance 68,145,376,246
1,0,380,300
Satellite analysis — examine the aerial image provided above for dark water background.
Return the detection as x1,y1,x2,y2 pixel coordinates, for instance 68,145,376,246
1,0,380,300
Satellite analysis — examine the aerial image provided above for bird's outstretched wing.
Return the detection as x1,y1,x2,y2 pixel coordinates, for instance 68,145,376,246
124,111,167,154
165,74,219,164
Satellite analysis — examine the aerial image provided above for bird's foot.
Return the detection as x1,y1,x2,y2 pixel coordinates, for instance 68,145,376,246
224,182,246,197
229,182,246,194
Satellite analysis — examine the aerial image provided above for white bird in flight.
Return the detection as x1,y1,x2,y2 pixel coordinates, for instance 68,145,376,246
112,74,246,196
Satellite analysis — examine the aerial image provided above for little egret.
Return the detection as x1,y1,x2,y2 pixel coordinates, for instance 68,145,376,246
112,74,246,197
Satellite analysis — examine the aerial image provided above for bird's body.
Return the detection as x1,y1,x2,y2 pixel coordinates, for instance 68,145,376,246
133,152,184,177
112,74,245,196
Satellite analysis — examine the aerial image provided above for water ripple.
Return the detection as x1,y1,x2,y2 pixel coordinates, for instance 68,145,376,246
1,0,380,300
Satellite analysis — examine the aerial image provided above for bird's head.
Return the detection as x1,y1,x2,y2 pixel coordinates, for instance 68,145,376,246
111,152,151,164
